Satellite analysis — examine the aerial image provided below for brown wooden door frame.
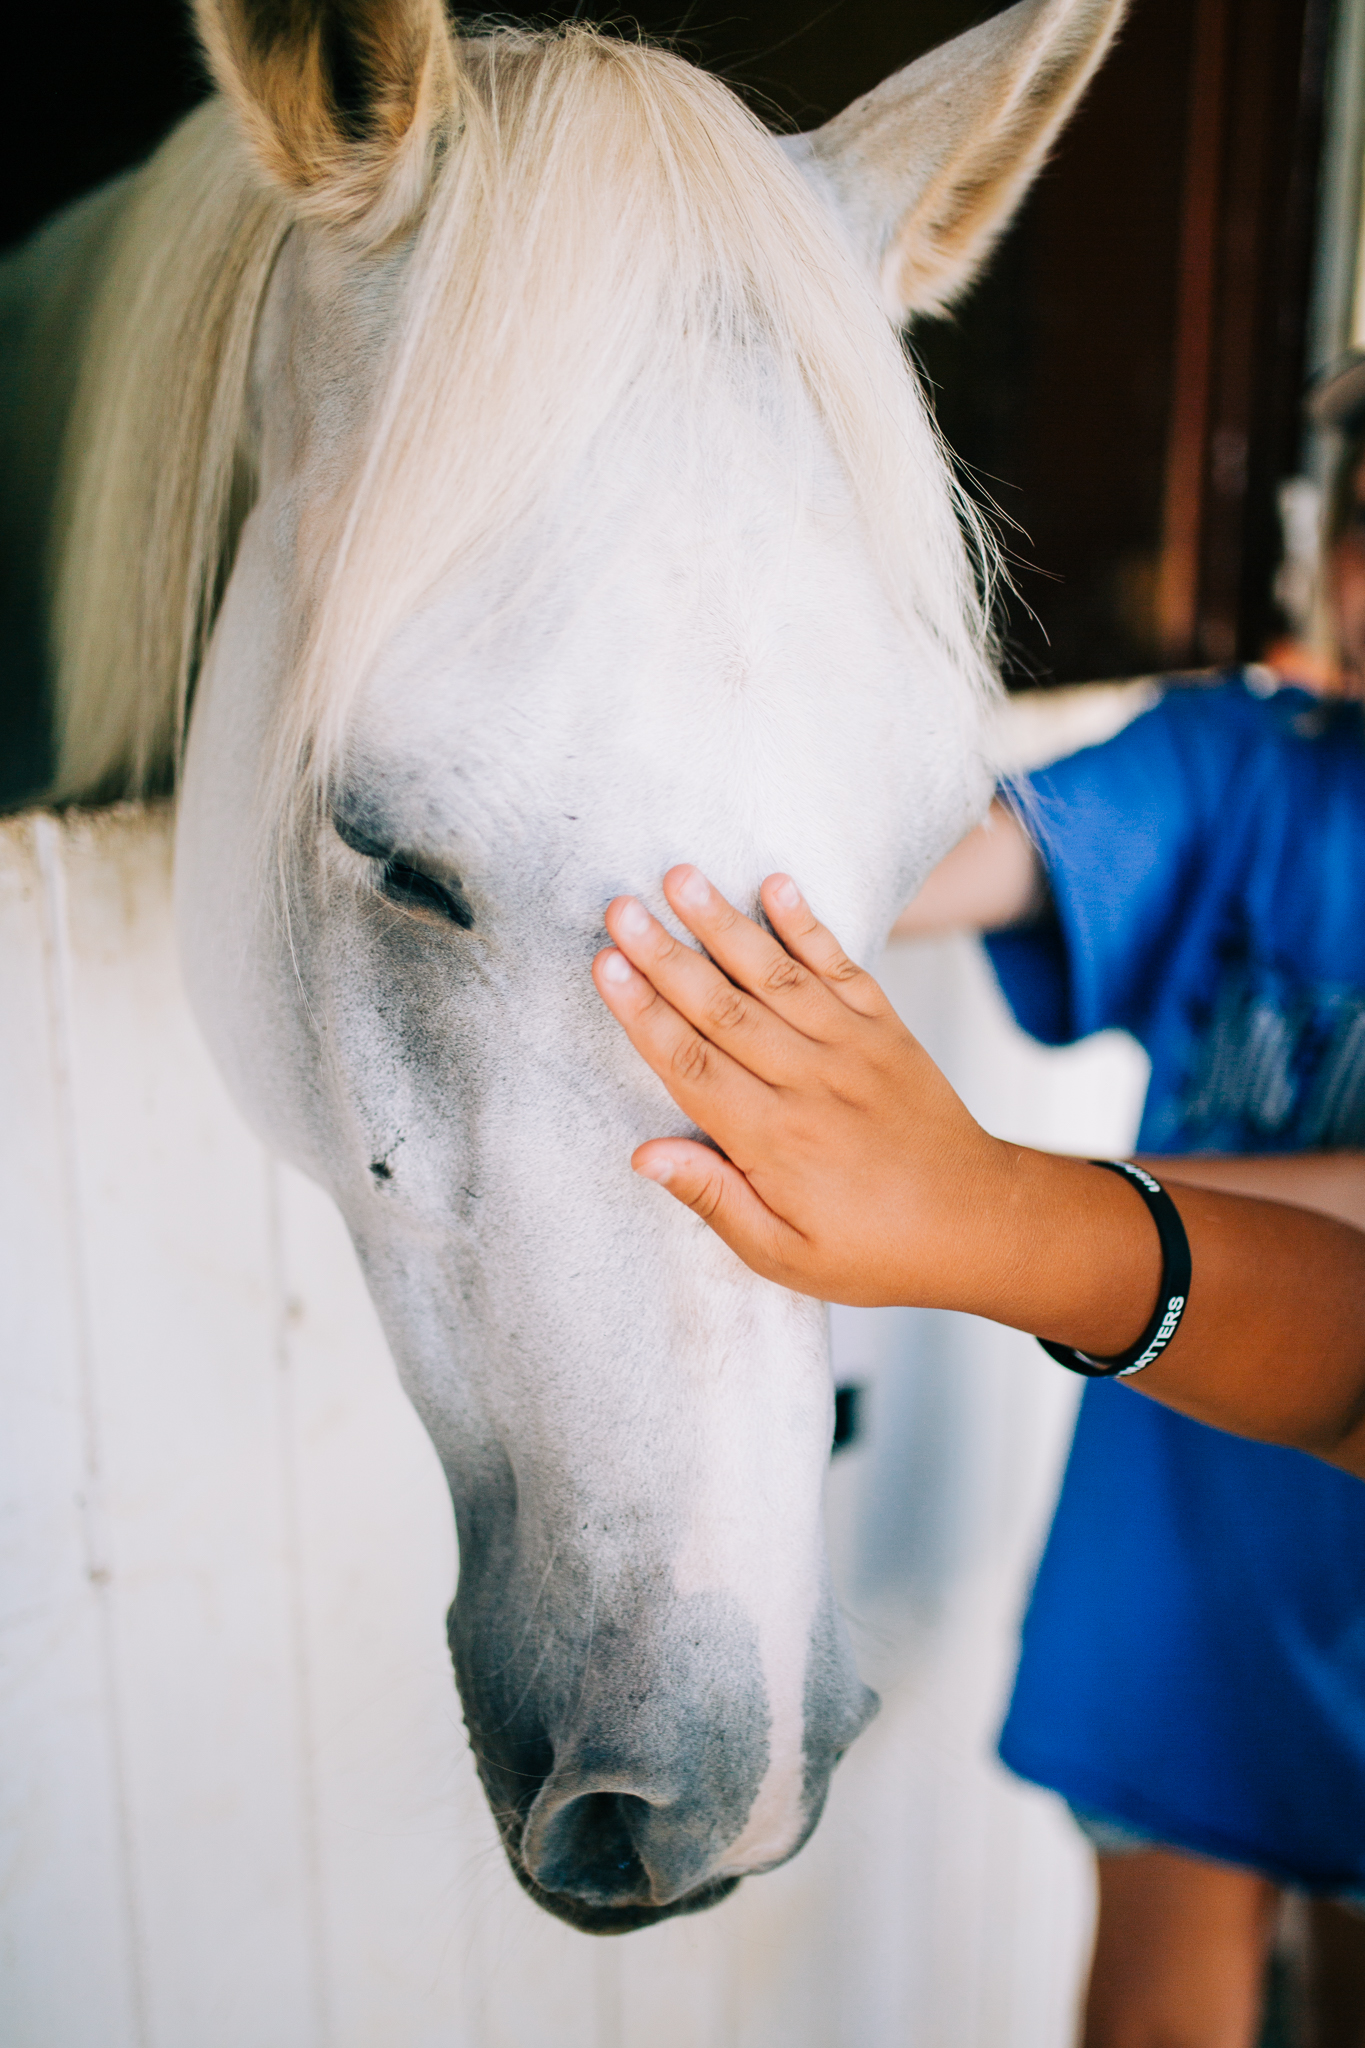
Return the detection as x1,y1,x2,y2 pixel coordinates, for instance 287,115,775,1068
1156,0,1332,669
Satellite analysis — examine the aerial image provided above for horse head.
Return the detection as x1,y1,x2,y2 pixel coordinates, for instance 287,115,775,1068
51,0,1125,1931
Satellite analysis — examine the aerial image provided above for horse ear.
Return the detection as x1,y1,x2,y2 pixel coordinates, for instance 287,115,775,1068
193,0,458,241
786,0,1126,324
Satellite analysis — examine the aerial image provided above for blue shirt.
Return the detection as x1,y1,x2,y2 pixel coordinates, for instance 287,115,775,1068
986,676,1365,1891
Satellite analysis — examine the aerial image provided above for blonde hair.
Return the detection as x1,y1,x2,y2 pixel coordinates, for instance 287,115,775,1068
52,26,998,817
51,101,292,799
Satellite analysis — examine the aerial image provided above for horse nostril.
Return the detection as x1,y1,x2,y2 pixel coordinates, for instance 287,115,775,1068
527,1790,653,1905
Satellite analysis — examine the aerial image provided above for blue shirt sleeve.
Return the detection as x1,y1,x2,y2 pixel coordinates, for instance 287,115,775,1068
984,691,1211,1046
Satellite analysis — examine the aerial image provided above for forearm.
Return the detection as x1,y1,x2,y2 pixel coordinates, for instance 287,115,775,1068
965,1148,1365,1480
893,800,1044,936
1141,1150,1365,1233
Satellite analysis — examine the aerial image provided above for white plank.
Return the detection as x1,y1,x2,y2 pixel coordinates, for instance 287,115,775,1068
54,807,324,2048
0,815,143,2048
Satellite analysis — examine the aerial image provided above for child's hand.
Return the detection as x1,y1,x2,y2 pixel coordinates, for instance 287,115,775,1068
591,865,1014,1309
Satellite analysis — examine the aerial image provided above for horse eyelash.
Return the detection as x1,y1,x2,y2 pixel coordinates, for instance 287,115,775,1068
333,816,474,928
381,858,475,928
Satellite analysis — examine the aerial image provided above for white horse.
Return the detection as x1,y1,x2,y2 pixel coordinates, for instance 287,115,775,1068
6,0,1123,1932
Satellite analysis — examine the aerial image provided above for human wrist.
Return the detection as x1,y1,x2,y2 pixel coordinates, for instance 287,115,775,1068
933,1144,1164,1355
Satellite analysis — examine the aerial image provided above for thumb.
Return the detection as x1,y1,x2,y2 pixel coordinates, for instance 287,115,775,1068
631,1140,803,1286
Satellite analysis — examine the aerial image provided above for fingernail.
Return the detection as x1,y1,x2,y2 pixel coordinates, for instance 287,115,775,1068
616,897,651,938
675,867,710,909
600,948,634,985
634,1156,674,1185
771,875,801,910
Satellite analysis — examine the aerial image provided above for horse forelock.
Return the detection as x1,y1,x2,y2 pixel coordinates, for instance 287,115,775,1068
51,23,1000,825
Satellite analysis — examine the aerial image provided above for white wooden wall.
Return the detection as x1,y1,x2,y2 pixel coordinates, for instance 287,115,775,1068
0,701,1151,2048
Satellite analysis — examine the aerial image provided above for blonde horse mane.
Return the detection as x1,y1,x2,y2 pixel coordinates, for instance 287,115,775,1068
52,26,999,812
51,101,292,800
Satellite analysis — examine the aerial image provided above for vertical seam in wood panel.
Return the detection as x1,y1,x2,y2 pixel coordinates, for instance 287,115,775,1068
266,1158,334,2048
595,1939,623,2048
31,812,152,2048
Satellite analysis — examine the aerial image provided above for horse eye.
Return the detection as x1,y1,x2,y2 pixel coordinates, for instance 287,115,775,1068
381,859,474,928
334,815,474,928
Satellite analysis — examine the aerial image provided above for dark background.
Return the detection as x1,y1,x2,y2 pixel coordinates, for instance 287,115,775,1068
0,0,1334,800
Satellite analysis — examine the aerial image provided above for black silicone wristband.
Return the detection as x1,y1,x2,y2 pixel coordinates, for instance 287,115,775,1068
1037,1160,1191,1379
